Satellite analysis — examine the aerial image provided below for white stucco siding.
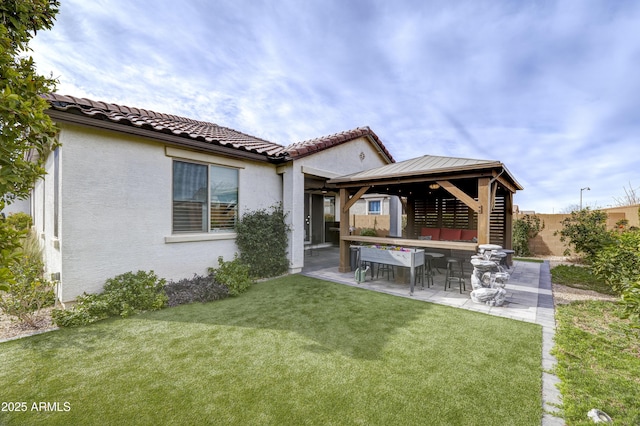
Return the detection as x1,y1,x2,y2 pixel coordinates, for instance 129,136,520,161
57,124,281,302
295,136,389,174
281,136,391,272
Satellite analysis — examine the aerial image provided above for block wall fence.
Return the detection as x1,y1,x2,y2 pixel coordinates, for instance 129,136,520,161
347,204,640,257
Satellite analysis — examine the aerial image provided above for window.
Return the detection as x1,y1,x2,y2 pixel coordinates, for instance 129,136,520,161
172,160,238,233
367,200,381,215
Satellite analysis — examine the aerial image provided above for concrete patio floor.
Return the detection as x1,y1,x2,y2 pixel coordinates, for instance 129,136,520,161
301,246,563,426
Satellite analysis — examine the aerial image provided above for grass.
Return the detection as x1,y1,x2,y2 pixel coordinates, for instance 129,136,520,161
1,275,542,425
513,257,544,263
550,264,616,295
553,301,640,425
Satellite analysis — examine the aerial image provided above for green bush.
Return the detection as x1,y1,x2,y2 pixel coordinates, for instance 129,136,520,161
0,216,27,290
359,228,377,237
101,270,168,317
51,293,110,327
5,212,33,231
52,270,168,327
620,280,640,324
512,214,544,257
554,208,614,263
235,204,290,278
0,252,55,327
592,230,640,322
209,256,253,296
0,229,55,326
592,230,640,293
164,274,229,307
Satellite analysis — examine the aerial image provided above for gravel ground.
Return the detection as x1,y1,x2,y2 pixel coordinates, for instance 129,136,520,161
0,306,57,342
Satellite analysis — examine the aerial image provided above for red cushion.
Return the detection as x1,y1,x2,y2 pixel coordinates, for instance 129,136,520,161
421,228,441,240
440,228,462,241
460,229,477,241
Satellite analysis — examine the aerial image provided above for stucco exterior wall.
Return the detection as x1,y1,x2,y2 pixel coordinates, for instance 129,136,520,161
517,212,627,257
52,124,281,301
281,136,390,272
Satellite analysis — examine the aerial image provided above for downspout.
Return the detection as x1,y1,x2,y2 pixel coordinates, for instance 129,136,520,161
486,168,505,244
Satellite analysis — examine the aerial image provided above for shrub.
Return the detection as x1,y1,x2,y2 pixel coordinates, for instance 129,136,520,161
0,229,55,326
5,212,33,231
592,230,640,294
0,216,26,290
235,204,290,278
101,270,168,317
52,270,168,327
164,274,228,307
620,280,640,324
512,214,544,257
592,229,640,322
554,208,614,263
209,256,253,296
51,293,110,327
359,228,377,237
0,253,55,327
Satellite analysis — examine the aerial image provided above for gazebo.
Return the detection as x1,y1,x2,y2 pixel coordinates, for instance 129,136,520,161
327,155,523,272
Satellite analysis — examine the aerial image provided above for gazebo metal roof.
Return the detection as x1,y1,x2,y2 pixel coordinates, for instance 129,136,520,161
328,154,523,191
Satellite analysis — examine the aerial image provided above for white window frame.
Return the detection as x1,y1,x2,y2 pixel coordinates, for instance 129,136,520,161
165,148,243,243
367,199,382,215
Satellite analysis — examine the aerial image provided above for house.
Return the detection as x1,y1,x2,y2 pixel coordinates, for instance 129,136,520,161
32,94,394,302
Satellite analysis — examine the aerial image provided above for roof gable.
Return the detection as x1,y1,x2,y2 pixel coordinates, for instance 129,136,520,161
284,127,394,163
42,94,395,165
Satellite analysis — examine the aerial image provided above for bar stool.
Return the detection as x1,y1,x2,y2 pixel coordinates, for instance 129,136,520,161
424,254,434,288
377,263,395,280
445,258,466,293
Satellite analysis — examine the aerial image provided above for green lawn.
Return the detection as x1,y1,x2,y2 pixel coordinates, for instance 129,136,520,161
1,275,542,425
553,301,640,425
550,264,615,295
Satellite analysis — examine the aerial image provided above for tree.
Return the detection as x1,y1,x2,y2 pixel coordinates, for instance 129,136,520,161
1,0,60,287
554,208,613,263
613,182,640,207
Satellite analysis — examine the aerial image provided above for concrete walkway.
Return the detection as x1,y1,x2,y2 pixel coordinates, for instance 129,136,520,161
302,248,564,425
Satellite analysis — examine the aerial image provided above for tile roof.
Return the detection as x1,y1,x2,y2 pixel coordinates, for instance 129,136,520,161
284,127,394,163
42,94,287,158
42,94,394,164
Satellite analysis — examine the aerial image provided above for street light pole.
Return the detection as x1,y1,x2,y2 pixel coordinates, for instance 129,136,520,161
580,187,590,210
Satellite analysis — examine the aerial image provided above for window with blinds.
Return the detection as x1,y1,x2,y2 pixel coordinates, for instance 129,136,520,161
172,160,238,233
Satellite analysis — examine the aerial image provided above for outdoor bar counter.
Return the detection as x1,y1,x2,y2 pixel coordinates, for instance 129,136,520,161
343,235,478,252
345,236,478,296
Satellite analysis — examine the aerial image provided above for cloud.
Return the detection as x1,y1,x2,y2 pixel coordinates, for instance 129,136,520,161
29,0,640,213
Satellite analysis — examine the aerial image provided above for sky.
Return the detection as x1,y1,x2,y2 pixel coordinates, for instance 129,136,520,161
29,0,640,213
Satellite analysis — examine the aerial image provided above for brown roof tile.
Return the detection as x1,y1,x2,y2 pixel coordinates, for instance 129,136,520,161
285,127,394,163
42,94,395,164
42,94,287,158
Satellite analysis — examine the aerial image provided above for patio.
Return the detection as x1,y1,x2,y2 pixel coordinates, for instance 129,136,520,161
302,247,552,325
302,246,564,425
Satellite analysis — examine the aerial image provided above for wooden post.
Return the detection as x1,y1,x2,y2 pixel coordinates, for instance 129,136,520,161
477,177,490,245
504,190,513,249
339,188,351,272
406,195,415,238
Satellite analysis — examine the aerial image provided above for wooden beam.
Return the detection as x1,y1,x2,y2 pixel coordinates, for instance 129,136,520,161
330,170,497,189
477,177,490,245
342,186,370,213
436,180,482,213
339,188,351,272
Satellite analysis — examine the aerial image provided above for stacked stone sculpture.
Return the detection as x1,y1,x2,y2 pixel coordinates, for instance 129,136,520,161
469,244,510,306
